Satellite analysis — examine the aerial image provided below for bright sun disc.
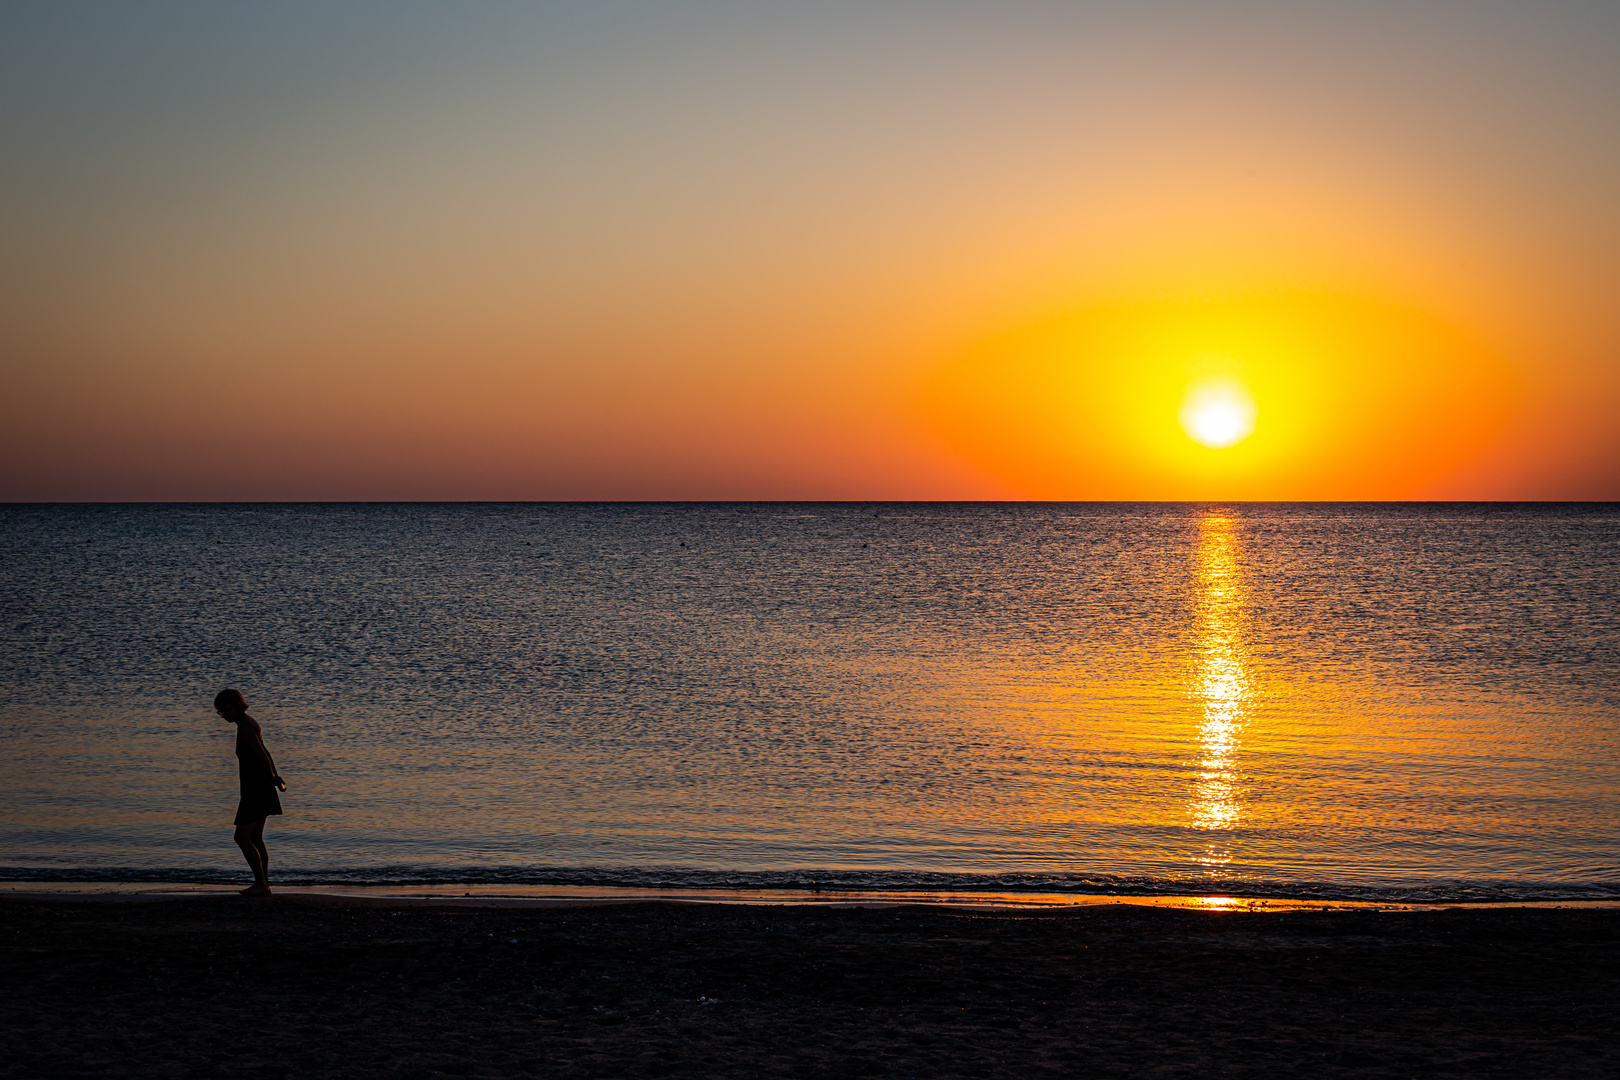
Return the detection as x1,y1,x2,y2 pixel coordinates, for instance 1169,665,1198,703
1179,378,1258,448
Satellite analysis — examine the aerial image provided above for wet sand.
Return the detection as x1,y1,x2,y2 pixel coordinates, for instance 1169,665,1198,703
3,896,1615,1078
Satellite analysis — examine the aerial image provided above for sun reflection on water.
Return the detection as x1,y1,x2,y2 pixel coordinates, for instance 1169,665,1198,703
1190,513,1252,867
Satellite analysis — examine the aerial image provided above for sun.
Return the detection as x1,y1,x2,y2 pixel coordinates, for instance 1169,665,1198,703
1179,377,1258,448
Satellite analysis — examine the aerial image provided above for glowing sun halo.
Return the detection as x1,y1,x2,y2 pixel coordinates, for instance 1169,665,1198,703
1179,378,1258,449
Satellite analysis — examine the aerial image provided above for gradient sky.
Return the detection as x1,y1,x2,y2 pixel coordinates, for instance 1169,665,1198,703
3,1,1617,500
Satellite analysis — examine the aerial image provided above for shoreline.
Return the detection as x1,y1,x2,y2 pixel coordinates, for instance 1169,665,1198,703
5,879,1618,911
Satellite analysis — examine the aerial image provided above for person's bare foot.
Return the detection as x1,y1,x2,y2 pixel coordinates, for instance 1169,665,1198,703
238,884,272,896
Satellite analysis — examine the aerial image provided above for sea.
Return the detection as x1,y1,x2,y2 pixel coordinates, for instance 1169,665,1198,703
1,503,1616,903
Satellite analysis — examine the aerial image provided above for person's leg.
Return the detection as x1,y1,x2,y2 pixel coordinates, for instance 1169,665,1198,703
251,819,269,882
234,818,269,893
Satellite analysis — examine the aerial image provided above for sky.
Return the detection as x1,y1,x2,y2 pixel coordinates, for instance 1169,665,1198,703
2,1,1617,501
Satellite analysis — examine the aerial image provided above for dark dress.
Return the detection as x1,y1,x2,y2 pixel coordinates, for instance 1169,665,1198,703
234,720,283,826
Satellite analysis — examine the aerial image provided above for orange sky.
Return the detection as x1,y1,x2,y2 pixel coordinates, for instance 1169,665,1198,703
3,3,1617,500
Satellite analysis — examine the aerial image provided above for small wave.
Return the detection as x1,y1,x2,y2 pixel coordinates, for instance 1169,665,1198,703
4,865,1617,903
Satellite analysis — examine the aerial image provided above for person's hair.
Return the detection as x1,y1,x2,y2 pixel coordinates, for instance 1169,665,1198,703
214,688,248,715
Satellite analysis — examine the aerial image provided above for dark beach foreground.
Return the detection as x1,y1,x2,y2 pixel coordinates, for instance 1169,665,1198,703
3,897,1615,1079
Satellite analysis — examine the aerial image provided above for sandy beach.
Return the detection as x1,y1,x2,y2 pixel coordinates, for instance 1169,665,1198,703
3,896,1615,1079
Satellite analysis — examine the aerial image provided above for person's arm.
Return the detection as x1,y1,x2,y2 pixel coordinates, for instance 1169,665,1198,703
249,720,279,779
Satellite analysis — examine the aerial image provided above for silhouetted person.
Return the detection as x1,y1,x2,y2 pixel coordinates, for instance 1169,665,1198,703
214,689,283,896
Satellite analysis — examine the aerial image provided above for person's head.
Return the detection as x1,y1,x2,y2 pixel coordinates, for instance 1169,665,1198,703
214,688,248,720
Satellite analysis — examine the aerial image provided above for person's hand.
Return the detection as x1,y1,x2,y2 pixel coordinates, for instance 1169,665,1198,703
272,775,286,792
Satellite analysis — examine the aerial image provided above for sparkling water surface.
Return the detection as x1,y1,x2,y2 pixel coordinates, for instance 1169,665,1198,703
1,503,1616,900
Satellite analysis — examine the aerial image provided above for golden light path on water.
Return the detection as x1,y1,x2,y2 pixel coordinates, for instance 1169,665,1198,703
1190,513,1253,867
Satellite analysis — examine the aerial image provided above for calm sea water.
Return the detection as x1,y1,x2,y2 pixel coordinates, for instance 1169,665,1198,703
1,503,1616,901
